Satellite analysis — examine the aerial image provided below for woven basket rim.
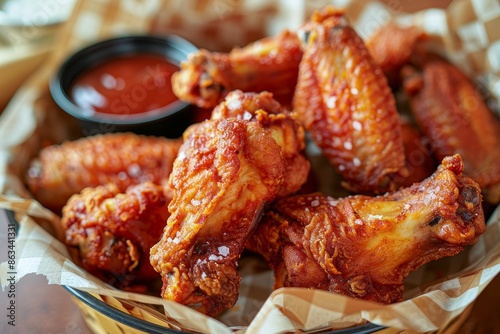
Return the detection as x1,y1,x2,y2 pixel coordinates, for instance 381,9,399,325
64,285,387,334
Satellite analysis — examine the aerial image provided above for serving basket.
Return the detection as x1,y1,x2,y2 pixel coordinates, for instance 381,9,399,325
63,287,474,334
1,0,500,333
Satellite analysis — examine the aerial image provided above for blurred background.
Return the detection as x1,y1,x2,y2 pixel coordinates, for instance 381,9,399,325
0,0,453,113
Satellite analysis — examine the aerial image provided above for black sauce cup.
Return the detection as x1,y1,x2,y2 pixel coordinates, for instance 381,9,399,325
50,35,198,138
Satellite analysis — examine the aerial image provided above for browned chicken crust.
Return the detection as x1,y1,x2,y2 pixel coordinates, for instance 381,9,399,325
366,24,426,88
403,57,500,204
247,154,485,303
150,109,309,317
293,7,405,194
209,90,310,197
393,119,437,188
210,89,288,120
172,30,303,109
26,133,182,212
62,182,170,288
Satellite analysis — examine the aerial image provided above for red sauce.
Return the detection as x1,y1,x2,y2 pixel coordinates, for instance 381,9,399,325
70,53,179,116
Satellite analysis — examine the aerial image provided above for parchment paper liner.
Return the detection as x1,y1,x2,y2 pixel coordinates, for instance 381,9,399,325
1,0,500,333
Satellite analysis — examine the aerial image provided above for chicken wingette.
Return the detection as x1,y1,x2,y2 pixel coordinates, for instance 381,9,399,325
366,23,425,88
403,57,500,204
247,154,485,303
294,7,405,194
26,133,182,212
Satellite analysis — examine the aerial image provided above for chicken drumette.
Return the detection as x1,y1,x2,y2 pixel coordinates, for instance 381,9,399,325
150,95,309,316
247,154,485,303
62,182,171,289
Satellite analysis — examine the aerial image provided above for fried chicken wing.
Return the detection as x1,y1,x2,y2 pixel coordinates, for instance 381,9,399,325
172,30,303,109
210,90,310,196
26,133,182,212
402,58,500,204
62,182,170,288
210,89,288,120
150,109,309,316
247,154,485,303
294,7,405,194
366,24,426,88
392,119,437,188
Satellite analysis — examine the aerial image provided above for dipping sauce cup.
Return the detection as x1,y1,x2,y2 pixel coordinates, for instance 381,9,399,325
50,35,198,138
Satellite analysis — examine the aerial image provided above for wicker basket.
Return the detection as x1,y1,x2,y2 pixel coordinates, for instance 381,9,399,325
66,287,475,334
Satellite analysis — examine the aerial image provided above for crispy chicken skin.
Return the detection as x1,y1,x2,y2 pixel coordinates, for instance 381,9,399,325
172,30,303,109
26,133,182,213
247,155,485,303
393,119,437,188
402,58,500,204
150,109,309,317
210,90,288,120
294,7,405,194
210,90,310,197
366,24,425,88
62,182,170,288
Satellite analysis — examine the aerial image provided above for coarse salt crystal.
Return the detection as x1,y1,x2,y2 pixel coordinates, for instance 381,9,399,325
208,254,221,261
127,163,142,177
327,96,337,109
178,151,186,161
243,111,252,120
218,246,230,257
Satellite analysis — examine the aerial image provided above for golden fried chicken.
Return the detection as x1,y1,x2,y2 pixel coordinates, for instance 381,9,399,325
392,119,437,188
62,182,170,289
402,57,500,204
26,133,182,213
172,30,303,109
210,90,310,197
150,109,309,317
294,7,405,194
366,24,426,88
210,89,288,120
247,154,485,303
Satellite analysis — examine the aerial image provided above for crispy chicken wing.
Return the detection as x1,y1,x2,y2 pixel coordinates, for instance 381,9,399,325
247,154,485,303
26,133,182,212
402,57,500,204
392,119,437,188
366,24,426,88
210,90,310,197
172,30,303,109
210,89,288,120
294,7,405,194
150,109,309,316
62,182,170,289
